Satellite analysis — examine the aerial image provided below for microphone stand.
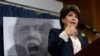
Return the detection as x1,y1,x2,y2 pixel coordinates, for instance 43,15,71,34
93,29,100,37
82,27,100,37
96,33,100,37
79,23,100,37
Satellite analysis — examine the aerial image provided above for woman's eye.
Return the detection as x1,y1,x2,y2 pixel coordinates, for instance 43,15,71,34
75,15,78,18
68,14,72,16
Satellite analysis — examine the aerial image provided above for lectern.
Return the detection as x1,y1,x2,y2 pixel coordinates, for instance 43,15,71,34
75,38,100,56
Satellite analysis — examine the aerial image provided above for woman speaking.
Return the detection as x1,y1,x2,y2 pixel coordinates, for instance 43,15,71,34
48,4,89,56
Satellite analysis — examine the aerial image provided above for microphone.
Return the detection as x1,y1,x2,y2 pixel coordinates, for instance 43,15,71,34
79,23,100,37
79,23,95,33
79,23,91,29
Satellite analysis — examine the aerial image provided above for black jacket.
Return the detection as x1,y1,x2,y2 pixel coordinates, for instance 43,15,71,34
48,28,89,56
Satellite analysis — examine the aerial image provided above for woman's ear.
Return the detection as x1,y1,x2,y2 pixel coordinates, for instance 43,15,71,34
61,18,65,23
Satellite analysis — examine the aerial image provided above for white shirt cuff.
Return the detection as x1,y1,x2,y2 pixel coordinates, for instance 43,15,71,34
59,31,69,42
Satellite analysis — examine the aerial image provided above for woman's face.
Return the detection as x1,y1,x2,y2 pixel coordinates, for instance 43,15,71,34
62,11,79,28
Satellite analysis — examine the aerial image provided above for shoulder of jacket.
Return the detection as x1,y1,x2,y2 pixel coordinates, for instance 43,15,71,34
50,28,62,34
50,28,61,32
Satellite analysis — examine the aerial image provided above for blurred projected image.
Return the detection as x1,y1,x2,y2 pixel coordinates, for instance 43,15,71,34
3,17,60,56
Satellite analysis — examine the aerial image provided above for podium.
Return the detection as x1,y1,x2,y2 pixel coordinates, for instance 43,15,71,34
75,38,100,56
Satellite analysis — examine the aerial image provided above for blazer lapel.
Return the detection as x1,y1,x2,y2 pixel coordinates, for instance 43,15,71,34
59,34,74,54
68,37,74,54
77,33,85,49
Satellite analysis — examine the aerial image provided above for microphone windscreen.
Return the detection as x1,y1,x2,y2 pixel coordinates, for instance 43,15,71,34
79,23,86,29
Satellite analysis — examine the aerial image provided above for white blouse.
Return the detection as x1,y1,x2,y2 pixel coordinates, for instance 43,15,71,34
59,31,81,55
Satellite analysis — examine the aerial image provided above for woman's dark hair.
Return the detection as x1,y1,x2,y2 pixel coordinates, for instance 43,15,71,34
60,4,80,30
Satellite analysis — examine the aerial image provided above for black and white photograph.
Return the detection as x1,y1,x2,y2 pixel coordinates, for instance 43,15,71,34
3,17,60,56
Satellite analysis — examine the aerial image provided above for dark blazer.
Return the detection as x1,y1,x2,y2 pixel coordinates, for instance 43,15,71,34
48,28,89,56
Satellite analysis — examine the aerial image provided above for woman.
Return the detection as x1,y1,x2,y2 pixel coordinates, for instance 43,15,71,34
48,4,89,56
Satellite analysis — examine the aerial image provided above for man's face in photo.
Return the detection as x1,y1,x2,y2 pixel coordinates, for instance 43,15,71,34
14,18,53,56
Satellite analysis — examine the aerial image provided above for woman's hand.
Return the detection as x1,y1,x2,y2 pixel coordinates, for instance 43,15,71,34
64,24,78,36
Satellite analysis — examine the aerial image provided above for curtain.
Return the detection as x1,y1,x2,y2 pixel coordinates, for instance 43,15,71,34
0,5,59,56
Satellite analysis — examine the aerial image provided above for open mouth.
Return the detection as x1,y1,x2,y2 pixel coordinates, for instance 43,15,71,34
29,46,39,51
28,43,39,51
70,22,76,25
28,44,39,56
